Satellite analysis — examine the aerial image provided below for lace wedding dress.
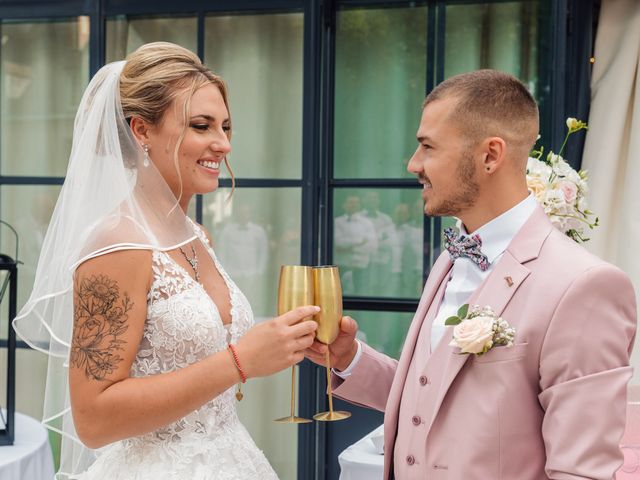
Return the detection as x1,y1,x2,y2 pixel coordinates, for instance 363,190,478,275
76,220,279,480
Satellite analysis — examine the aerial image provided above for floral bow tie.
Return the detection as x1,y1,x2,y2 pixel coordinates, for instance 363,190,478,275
443,227,490,271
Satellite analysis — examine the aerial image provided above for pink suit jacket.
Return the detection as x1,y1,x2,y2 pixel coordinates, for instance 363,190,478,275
333,206,637,479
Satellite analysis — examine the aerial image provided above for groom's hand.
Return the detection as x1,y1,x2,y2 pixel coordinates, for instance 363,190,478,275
304,316,359,372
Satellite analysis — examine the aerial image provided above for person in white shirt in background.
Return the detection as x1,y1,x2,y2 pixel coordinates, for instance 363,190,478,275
357,191,398,296
218,203,269,309
334,195,378,295
391,201,425,297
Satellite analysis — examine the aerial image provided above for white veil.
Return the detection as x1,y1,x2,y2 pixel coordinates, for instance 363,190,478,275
12,61,197,478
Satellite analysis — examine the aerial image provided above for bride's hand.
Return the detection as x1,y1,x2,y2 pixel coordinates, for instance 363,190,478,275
235,306,319,379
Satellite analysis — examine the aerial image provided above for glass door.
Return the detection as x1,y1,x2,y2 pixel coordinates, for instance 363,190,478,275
321,0,547,478
203,14,305,477
105,7,307,479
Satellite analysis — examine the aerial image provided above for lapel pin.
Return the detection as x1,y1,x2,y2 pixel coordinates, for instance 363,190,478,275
505,276,514,287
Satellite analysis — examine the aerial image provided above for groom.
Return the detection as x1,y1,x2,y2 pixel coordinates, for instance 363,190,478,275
305,70,637,479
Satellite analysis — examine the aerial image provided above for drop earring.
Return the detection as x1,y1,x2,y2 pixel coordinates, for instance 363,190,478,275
143,144,150,167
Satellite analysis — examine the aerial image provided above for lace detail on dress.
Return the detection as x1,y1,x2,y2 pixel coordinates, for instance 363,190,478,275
76,221,277,480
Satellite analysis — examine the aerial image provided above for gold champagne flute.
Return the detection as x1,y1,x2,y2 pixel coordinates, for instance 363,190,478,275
312,265,351,422
274,265,314,424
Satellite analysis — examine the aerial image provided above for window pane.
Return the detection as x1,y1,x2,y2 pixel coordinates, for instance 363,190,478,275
333,189,424,298
334,7,427,179
445,1,539,93
0,186,61,314
204,13,303,179
0,347,47,418
202,187,301,479
344,310,414,360
0,18,89,176
106,16,197,62
333,189,458,298
203,188,302,318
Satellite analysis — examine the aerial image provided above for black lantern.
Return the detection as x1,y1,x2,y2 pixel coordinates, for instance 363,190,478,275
0,221,18,446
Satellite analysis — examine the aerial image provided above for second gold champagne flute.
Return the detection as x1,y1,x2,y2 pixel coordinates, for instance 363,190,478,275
274,265,314,424
313,265,351,422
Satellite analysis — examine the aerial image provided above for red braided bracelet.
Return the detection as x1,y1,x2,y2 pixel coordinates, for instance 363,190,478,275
228,344,247,383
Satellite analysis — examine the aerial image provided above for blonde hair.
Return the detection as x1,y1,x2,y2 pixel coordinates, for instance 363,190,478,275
120,41,235,198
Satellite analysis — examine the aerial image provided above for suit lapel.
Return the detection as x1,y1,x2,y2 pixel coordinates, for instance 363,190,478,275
393,253,453,385
424,253,530,433
471,252,531,318
424,206,554,436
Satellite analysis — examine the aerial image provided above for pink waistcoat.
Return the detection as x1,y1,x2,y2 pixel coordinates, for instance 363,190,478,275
394,270,450,478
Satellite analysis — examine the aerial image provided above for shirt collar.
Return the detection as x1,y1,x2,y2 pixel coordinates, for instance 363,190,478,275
458,194,538,264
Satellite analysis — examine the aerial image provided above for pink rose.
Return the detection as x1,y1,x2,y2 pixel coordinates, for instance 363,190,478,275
559,181,578,204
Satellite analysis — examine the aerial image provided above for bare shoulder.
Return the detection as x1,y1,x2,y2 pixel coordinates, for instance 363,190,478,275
75,248,153,286
196,222,214,247
71,249,152,382
74,249,153,314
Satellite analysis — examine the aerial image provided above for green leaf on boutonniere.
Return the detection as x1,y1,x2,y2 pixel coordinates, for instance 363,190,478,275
445,316,461,326
457,304,469,319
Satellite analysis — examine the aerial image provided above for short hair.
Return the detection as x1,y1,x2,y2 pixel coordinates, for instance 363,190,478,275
424,70,539,158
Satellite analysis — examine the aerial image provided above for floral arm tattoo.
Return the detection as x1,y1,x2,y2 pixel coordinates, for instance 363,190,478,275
71,274,133,381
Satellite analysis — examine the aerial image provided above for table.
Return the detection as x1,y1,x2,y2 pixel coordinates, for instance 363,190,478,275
0,412,55,480
339,424,384,480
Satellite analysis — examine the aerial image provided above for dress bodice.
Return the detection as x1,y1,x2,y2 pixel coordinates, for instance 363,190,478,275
77,221,278,479
126,221,254,448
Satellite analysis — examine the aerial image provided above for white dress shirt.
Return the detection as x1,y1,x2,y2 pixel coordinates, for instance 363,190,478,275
430,194,537,350
217,221,269,278
356,210,397,265
336,194,538,377
334,214,378,269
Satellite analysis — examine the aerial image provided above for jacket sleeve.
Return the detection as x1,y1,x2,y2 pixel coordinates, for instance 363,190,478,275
332,342,398,412
538,264,637,479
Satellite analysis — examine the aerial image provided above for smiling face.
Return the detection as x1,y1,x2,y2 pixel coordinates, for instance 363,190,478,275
141,83,231,209
407,96,480,218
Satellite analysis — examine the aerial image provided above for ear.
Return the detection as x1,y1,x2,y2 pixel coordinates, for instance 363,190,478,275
129,116,152,145
481,137,507,174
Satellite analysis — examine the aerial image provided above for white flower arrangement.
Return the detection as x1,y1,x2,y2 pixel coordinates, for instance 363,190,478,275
527,118,599,243
445,304,515,356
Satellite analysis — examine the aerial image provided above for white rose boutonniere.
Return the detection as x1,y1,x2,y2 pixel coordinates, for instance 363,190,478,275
446,304,516,356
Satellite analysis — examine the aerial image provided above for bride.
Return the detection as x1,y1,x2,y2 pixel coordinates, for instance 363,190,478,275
13,42,318,479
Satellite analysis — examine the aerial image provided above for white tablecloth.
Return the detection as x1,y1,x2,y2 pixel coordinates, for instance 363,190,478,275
339,424,385,480
0,412,55,480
